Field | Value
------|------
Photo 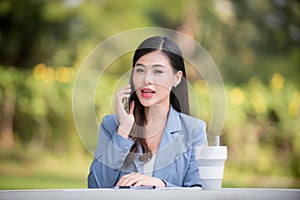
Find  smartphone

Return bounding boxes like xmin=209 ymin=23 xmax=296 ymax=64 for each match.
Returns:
xmin=123 ymin=97 xmax=130 ymax=113
xmin=123 ymin=73 xmax=134 ymax=114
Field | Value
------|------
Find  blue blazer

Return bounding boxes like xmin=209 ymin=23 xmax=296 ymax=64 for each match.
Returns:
xmin=88 ymin=106 xmax=208 ymax=188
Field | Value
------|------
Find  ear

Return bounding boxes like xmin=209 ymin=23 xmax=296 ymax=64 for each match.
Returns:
xmin=174 ymin=70 xmax=183 ymax=87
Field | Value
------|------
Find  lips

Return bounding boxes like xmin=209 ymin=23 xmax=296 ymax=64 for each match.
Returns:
xmin=141 ymin=87 xmax=155 ymax=98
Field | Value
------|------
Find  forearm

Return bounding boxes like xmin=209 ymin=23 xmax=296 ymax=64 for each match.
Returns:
xmin=89 ymin=132 xmax=134 ymax=188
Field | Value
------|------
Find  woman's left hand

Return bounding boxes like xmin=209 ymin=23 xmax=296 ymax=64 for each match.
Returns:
xmin=116 ymin=172 xmax=166 ymax=188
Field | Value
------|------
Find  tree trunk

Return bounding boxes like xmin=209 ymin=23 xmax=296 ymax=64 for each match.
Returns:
xmin=1 ymin=88 xmax=16 ymax=150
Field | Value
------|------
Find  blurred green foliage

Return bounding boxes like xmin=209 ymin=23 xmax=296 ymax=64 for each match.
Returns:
xmin=0 ymin=0 xmax=300 ymax=188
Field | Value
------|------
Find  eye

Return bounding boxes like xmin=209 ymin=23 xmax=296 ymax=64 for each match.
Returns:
xmin=135 ymin=68 xmax=144 ymax=73
xmin=154 ymin=69 xmax=163 ymax=74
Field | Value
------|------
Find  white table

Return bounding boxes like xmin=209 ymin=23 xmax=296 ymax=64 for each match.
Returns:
xmin=0 ymin=188 xmax=299 ymax=200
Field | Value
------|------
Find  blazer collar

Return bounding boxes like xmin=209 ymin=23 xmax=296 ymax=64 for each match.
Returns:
xmin=165 ymin=106 xmax=181 ymax=134
xmin=156 ymin=106 xmax=182 ymax=150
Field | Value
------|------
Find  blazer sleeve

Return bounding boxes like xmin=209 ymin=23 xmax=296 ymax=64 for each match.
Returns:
xmin=88 ymin=115 xmax=134 ymax=188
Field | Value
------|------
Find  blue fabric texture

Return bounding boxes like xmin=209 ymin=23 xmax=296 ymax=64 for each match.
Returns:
xmin=88 ymin=106 xmax=208 ymax=188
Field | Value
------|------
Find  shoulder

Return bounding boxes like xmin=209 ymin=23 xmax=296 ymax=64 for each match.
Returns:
xmin=167 ymin=106 xmax=206 ymax=133
xmin=178 ymin=112 xmax=206 ymax=130
xmin=177 ymin=112 xmax=207 ymax=146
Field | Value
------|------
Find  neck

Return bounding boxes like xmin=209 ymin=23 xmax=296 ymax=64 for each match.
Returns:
xmin=144 ymin=104 xmax=169 ymax=125
xmin=142 ymin=105 xmax=169 ymax=149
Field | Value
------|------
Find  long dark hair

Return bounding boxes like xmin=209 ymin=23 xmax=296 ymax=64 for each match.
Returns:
xmin=125 ymin=36 xmax=190 ymax=164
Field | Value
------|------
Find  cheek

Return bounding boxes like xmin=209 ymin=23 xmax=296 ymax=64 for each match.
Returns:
xmin=132 ymin=75 xmax=143 ymax=89
xmin=156 ymin=78 xmax=174 ymax=90
xmin=155 ymin=82 xmax=173 ymax=94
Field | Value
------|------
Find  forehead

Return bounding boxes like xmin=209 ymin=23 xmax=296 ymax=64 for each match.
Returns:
xmin=135 ymin=50 xmax=171 ymax=67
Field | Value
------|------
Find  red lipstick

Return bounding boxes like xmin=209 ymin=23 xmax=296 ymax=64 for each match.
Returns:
xmin=141 ymin=87 xmax=155 ymax=98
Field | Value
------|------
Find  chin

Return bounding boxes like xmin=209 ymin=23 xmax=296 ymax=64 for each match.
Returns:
xmin=139 ymin=101 xmax=153 ymax=107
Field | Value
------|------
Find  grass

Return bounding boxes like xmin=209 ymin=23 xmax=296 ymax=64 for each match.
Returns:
xmin=0 ymin=173 xmax=85 ymax=190
xmin=223 ymin=167 xmax=300 ymax=189
xmin=0 ymin=151 xmax=93 ymax=190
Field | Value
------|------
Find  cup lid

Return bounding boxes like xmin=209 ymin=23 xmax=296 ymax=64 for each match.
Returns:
xmin=195 ymin=146 xmax=227 ymax=159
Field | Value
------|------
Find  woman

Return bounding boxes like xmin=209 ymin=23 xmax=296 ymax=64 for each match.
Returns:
xmin=88 ymin=36 xmax=207 ymax=188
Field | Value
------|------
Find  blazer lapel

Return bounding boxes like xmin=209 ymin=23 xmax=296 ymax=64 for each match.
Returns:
xmin=153 ymin=107 xmax=188 ymax=180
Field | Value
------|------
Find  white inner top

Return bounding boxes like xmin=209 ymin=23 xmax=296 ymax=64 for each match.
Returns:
xmin=143 ymin=153 xmax=157 ymax=176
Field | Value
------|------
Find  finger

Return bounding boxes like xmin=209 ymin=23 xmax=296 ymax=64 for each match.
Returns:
xmin=121 ymin=172 xmax=136 ymax=179
xmin=117 ymin=173 xmax=140 ymax=186
xmin=116 ymin=85 xmax=131 ymax=96
xmin=114 ymin=96 xmax=129 ymax=114
xmin=123 ymin=175 xmax=141 ymax=186
xmin=119 ymin=84 xmax=131 ymax=90
xmin=131 ymin=180 xmax=143 ymax=186
xmin=116 ymin=90 xmax=131 ymax=100
xmin=130 ymin=175 xmax=154 ymax=186
xmin=115 ymin=93 xmax=130 ymax=109
xmin=124 ymin=84 xmax=131 ymax=89
xmin=116 ymin=172 xmax=135 ymax=186
xmin=120 ymin=85 xmax=131 ymax=94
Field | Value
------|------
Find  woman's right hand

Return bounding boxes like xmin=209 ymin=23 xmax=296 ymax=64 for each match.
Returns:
xmin=114 ymin=85 xmax=135 ymax=138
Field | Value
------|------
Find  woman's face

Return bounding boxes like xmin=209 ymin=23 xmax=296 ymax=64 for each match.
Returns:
xmin=132 ymin=50 xmax=182 ymax=109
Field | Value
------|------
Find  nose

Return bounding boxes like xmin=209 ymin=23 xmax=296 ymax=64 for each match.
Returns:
xmin=144 ymin=71 xmax=153 ymax=85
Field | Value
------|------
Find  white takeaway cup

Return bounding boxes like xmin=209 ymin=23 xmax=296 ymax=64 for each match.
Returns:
xmin=195 ymin=145 xmax=227 ymax=190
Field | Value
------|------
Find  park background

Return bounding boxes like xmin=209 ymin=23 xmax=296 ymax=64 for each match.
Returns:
xmin=0 ymin=0 xmax=299 ymax=189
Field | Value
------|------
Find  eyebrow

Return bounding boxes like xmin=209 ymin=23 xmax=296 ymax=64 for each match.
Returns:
xmin=135 ymin=63 xmax=166 ymax=68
